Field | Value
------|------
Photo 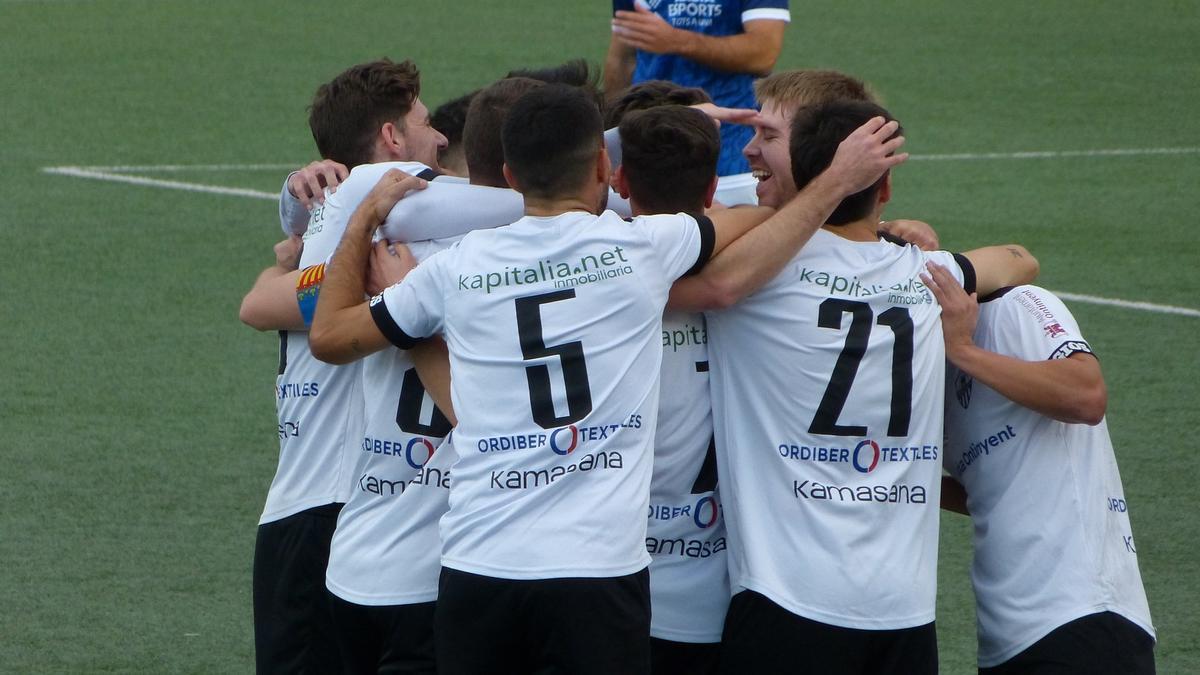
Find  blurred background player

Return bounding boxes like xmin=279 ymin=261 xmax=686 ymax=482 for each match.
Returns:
xmin=704 ymin=100 xmax=1038 ymax=674
xmin=606 ymin=79 xmax=757 ymax=206
xmin=605 ymin=0 xmax=789 ymax=178
xmin=430 ymin=90 xmax=478 ymax=178
xmin=926 ymin=268 xmax=1156 ymax=675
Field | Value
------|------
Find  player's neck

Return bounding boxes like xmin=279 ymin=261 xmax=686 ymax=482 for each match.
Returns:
xmin=822 ymin=217 xmax=881 ymax=242
xmin=630 ymin=197 xmax=705 ymax=217
xmin=523 ymin=195 xmax=598 ymax=217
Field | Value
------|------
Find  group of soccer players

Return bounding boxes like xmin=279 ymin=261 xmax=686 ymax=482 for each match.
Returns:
xmin=239 ymin=54 xmax=1156 ymax=675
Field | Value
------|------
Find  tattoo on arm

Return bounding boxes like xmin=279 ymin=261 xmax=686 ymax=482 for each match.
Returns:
xmin=1007 ymin=247 xmax=1023 ymax=258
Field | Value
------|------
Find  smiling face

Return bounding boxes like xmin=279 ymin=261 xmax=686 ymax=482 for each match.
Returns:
xmin=743 ymin=100 xmax=797 ymax=208
xmin=400 ymin=98 xmax=448 ymax=169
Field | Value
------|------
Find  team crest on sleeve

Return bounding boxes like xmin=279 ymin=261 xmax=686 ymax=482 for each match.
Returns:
xmin=296 ymin=263 xmax=326 ymax=328
xmin=955 ymin=371 xmax=973 ymax=409
xmin=1043 ymin=322 xmax=1068 ymax=339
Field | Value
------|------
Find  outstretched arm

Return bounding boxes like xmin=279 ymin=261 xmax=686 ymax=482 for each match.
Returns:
xmin=961 ymin=245 xmax=1039 ymax=297
xmin=923 ymin=263 xmax=1106 ymax=425
xmin=670 ymin=117 xmax=909 ymax=310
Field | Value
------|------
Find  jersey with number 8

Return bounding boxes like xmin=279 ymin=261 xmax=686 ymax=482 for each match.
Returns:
xmin=707 ymin=228 xmax=972 ymax=630
xmin=371 ymin=210 xmax=714 ymax=580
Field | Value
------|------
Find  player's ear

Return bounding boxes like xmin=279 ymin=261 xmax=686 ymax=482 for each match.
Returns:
xmin=878 ymin=171 xmax=892 ymax=206
xmin=597 ymin=145 xmax=611 ymax=185
xmin=703 ymin=175 xmax=718 ymax=209
xmin=612 ymin=165 xmax=631 ymax=198
xmin=380 ymin=122 xmax=405 ymax=160
xmin=501 ymin=163 xmax=521 ymax=192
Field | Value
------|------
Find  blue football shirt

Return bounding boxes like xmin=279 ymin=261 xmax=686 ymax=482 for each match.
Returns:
xmin=613 ymin=0 xmax=790 ymax=175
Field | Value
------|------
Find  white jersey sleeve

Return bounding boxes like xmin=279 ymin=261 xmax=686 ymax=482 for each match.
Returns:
xmin=379 ymin=182 xmax=525 ymax=243
xmin=279 ymin=172 xmax=310 ymax=236
xmin=988 ymin=286 xmax=1093 ymax=362
xmin=634 ymin=212 xmax=715 ymax=280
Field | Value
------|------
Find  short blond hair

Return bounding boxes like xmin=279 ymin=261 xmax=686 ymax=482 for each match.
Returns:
xmin=754 ymin=69 xmax=878 ymax=111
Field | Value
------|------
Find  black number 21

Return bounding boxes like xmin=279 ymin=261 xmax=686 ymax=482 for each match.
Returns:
xmin=515 ymin=290 xmax=593 ymax=429
xmin=809 ymin=299 xmax=913 ymax=437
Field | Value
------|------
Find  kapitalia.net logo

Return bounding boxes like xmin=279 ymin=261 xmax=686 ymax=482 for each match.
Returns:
xmin=778 ymin=439 xmax=938 ymax=473
xmin=457 ymin=246 xmax=634 ymax=294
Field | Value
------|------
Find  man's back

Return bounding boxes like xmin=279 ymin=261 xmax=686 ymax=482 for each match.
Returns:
xmin=372 ymin=209 xmax=712 ymax=578
xmin=707 ymin=229 xmax=970 ymax=628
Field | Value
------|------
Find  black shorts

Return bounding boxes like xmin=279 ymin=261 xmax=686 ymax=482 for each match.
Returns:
xmin=651 ymin=637 xmax=719 ymax=675
xmin=329 ymin=594 xmax=436 ymax=674
xmin=979 ymin=611 xmax=1155 ymax=675
xmin=719 ymin=590 xmax=937 ymax=675
xmin=252 ymin=503 xmax=343 ymax=674
xmin=435 ymin=566 xmax=651 ymax=675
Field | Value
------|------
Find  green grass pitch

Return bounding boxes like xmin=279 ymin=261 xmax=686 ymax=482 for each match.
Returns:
xmin=1 ymin=0 xmax=1197 ymax=671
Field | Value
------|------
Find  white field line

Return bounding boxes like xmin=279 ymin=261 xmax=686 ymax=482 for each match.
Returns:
xmin=40 ymin=157 xmax=1200 ymax=319
xmin=911 ymin=147 xmax=1200 ymax=161
xmin=78 ymin=163 xmax=301 ymax=173
xmin=42 ymin=166 xmax=277 ymax=200
xmin=1051 ymin=291 xmax=1200 ymax=318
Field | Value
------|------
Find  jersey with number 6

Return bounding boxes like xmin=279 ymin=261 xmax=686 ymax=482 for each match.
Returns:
xmin=371 ymin=210 xmax=714 ymax=580
xmin=324 ymin=239 xmax=457 ymax=606
xmin=706 ymin=228 xmax=974 ymax=629
xmin=943 ymin=286 xmax=1154 ymax=667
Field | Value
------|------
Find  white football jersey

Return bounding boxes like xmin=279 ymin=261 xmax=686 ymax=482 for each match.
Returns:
xmin=714 ymin=172 xmax=758 ymax=207
xmin=263 ymin=162 xmax=520 ymax=524
xmin=707 ymin=228 xmax=971 ymax=629
xmin=372 ymin=210 xmax=715 ymax=579
xmin=263 ymin=330 xmax=364 ymax=523
xmin=324 ymin=240 xmax=457 ymax=606
xmin=647 ymin=310 xmax=729 ymax=642
xmin=943 ymin=285 xmax=1154 ymax=667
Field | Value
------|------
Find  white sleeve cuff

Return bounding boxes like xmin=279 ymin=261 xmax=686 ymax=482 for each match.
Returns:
xmin=279 ymin=172 xmax=310 ymax=236
xmin=742 ymin=8 xmax=790 ymax=23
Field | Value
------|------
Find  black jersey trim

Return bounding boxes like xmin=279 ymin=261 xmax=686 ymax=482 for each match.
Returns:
xmin=416 ymin=168 xmax=441 ymax=181
xmin=369 ymin=296 xmax=423 ymax=349
xmin=685 ymin=213 xmax=716 ymax=277
xmin=277 ymin=330 xmax=288 ymax=375
xmin=877 ymin=229 xmax=910 ymax=247
xmin=980 ymin=286 xmax=1016 ymax=303
xmin=952 ymin=253 xmax=977 ymax=295
xmin=1049 ymin=340 xmax=1095 ymax=361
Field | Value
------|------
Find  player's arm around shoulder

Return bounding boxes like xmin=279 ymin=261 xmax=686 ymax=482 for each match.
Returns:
xmin=669 ymin=116 xmax=908 ymax=311
xmin=961 ymin=244 xmax=1039 ymax=297
xmin=239 ymin=235 xmax=306 ymax=331
xmin=922 ymin=266 xmax=1106 ymax=425
xmin=309 ymin=171 xmax=429 ymax=365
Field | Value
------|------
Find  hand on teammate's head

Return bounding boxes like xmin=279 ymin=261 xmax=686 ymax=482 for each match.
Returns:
xmin=825 ymin=117 xmax=907 ymax=196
